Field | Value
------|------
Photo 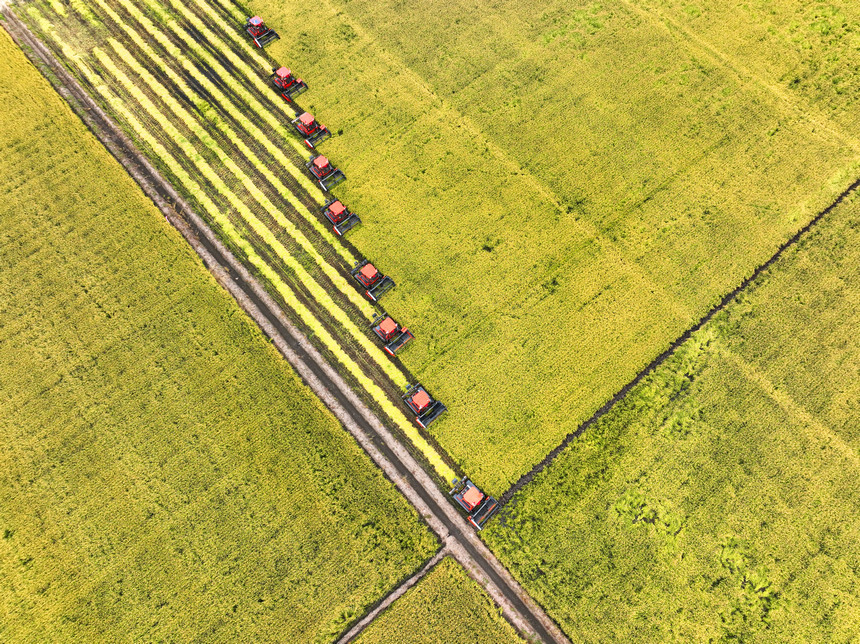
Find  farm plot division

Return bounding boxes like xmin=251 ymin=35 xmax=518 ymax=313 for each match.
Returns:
xmin=482 ymin=194 xmax=860 ymax=641
xmin=14 ymin=0 xmax=457 ymax=484
xmin=355 ymin=557 xmax=524 ymax=644
xmin=0 ymin=28 xmax=437 ymax=641
xmin=251 ymin=0 xmax=860 ymax=493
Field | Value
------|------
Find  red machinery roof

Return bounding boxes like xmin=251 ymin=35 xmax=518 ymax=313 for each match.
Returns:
xmin=313 ymin=156 xmax=329 ymax=169
xmin=462 ymin=485 xmax=484 ymax=510
xmin=379 ymin=317 xmax=397 ymax=335
xmin=359 ymin=263 xmax=378 ymax=280
xmin=299 ymin=112 xmax=315 ymax=126
xmin=328 ymin=200 xmax=346 ymax=216
xmin=275 ymin=67 xmax=291 ymax=78
xmin=410 ymin=389 xmax=432 ymax=411
xmin=249 ymin=16 xmax=263 ymax=25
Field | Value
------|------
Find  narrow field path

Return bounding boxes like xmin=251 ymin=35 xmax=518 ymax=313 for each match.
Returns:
xmin=500 ymin=171 xmax=860 ymax=504
xmin=0 ymin=9 xmax=567 ymax=643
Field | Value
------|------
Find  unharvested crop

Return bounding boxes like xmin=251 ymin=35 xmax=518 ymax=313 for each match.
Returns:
xmin=251 ymin=0 xmax=860 ymax=492
xmin=0 ymin=29 xmax=436 ymax=641
xmin=483 ymin=194 xmax=860 ymax=641
xmin=355 ymin=558 xmax=524 ymax=644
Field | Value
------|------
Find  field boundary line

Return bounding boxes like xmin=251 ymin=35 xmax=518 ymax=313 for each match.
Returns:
xmin=501 ymin=172 xmax=860 ymax=504
xmin=719 ymin=347 xmax=860 ymax=468
xmin=0 ymin=10 xmax=567 ymax=643
xmin=335 ymin=546 xmax=449 ymax=644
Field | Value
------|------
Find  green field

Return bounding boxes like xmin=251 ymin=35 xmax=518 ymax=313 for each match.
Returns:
xmin=355 ymin=557 xmax=524 ymax=644
xmin=252 ymin=0 xmax=860 ymax=492
xmin=483 ymin=193 xmax=860 ymax=641
xmin=0 ymin=27 xmax=436 ymax=642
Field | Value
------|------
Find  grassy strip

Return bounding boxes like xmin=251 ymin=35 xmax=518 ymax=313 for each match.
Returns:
xmin=101 ymin=0 xmax=339 ymax=241
xmin=104 ymin=37 xmax=373 ymax=322
xmin=26 ymin=11 xmax=453 ymax=482
xmin=0 ymin=25 xmax=436 ymax=640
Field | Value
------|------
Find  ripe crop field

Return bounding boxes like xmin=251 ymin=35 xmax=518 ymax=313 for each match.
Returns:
xmin=0 ymin=27 xmax=436 ymax=641
xmin=355 ymin=557 xmax=524 ymax=644
xmin=483 ymin=194 xmax=860 ymax=641
xmin=14 ymin=0 xmax=458 ymax=485
xmin=248 ymin=0 xmax=860 ymax=492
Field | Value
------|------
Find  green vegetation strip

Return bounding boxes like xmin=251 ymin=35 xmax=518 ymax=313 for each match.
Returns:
xmin=484 ymin=194 xmax=860 ymax=641
xmin=26 ymin=11 xmax=452 ymax=481
xmin=355 ymin=557 xmax=524 ymax=644
xmin=0 ymin=26 xmax=435 ymax=641
xmin=102 ymin=0 xmax=344 ymax=251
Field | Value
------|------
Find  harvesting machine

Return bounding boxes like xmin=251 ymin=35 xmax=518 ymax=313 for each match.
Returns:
xmin=270 ymin=66 xmax=308 ymax=101
xmin=245 ymin=17 xmax=279 ymax=48
xmin=322 ymin=199 xmax=360 ymax=235
xmin=450 ymin=478 xmax=499 ymax=530
xmin=371 ymin=312 xmax=413 ymax=355
xmin=306 ymin=155 xmax=345 ymax=191
xmin=292 ymin=112 xmax=331 ymax=148
xmin=401 ymin=383 xmax=447 ymax=429
xmin=350 ymin=260 xmax=394 ymax=301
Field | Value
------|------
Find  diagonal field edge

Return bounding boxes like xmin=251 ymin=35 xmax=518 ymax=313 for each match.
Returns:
xmin=501 ymin=174 xmax=860 ymax=505
xmin=335 ymin=546 xmax=449 ymax=644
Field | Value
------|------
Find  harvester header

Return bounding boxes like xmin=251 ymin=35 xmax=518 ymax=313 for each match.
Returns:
xmin=450 ymin=478 xmax=499 ymax=530
xmin=245 ymin=16 xmax=279 ymax=48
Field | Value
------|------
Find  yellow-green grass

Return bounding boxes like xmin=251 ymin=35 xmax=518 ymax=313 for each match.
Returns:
xmin=483 ymin=194 xmax=860 ymax=641
xmin=0 ymin=27 xmax=436 ymax=642
xmin=23 ymin=5 xmax=456 ymax=482
xmin=355 ymin=558 xmax=524 ymax=644
xmin=248 ymin=0 xmax=860 ymax=492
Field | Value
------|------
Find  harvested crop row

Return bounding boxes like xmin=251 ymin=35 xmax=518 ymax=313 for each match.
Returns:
xmin=23 ymin=8 xmax=455 ymax=482
xmin=0 ymin=24 xmax=437 ymax=641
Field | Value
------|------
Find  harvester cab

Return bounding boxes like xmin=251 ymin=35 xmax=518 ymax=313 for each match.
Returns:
xmin=245 ymin=16 xmax=279 ymax=48
xmin=322 ymin=199 xmax=360 ymax=236
xmin=450 ymin=478 xmax=499 ymax=530
xmin=306 ymin=155 xmax=345 ymax=191
xmin=350 ymin=260 xmax=394 ymax=301
xmin=401 ymin=383 xmax=447 ymax=429
xmin=270 ymin=66 xmax=308 ymax=101
xmin=292 ymin=112 xmax=331 ymax=149
xmin=371 ymin=312 xmax=414 ymax=355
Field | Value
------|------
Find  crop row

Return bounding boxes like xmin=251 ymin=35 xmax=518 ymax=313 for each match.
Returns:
xmin=21 ymin=0 xmax=457 ymax=482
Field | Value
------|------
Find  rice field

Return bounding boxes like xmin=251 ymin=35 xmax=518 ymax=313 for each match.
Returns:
xmin=354 ymin=557 xmax=524 ymax=644
xmin=250 ymin=0 xmax=860 ymax=492
xmin=0 ymin=28 xmax=437 ymax=641
xmin=15 ymin=0 xmax=459 ymax=486
xmin=482 ymin=193 xmax=860 ymax=641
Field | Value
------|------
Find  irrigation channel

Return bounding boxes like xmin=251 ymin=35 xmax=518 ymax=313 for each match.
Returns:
xmin=11 ymin=0 xmax=462 ymax=488
xmin=1 ymin=3 xmax=572 ymax=642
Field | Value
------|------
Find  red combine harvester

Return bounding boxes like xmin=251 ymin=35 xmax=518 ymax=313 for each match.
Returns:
xmin=270 ymin=67 xmax=308 ymax=101
xmin=350 ymin=260 xmax=394 ymax=301
xmin=292 ymin=112 xmax=330 ymax=149
xmin=306 ymin=155 xmax=345 ymax=191
xmin=245 ymin=16 xmax=279 ymax=48
xmin=401 ymin=383 xmax=447 ymax=429
xmin=322 ymin=199 xmax=360 ymax=235
xmin=371 ymin=312 xmax=414 ymax=355
xmin=450 ymin=478 xmax=499 ymax=530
